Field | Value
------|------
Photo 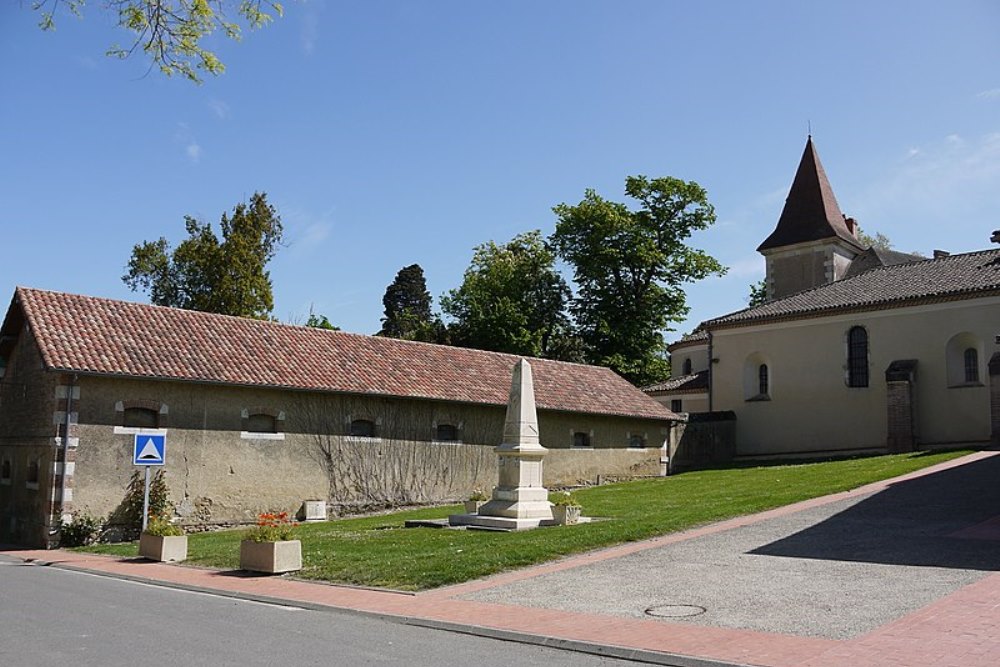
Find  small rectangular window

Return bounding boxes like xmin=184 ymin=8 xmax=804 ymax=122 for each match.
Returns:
xmin=247 ymin=413 xmax=277 ymax=434
xmin=628 ymin=434 xmax=646 ymax=448
xmin=436 ymin=424 xmax=458 ymax=441
xmin=350 ymin=419 xmax=376 ymax=437
xmin=670 ymin=399 xmax=682 ymax=412
xmin=26 ymin=458 xmax=40 ymax=488
xmin=124 ymin=407 xmax=159 ymax=429
xmin=0 ymin=458 xmax=11 ymax=485
xmin=572 ymin=432 xmax=591 ymax=448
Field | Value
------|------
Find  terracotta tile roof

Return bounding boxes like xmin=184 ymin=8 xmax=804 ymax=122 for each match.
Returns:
xmin=6 ymin=288 xmax=675 ymax=421
xmin=667 ymin=329 xmax=708 ymax=351
xmin=757 ymin=137 xmax=864 ymax=253
xmin=642 ymin=371 xmax=709 ymax=395
xmin=706 ymin=248 xmax=1000 ymax=328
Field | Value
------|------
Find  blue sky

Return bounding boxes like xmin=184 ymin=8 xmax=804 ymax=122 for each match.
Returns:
xmin=2 ymin=1 xmax=998 ymax=343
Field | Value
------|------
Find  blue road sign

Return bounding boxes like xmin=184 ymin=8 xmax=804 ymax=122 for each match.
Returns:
xmin=133 ymin=434 xmax=166 ymax=466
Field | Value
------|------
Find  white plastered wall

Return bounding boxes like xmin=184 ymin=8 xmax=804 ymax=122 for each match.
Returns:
xmin=711 ymin=295 xmax=999 ymax=455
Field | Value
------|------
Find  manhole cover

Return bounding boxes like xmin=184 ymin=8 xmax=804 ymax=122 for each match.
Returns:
xmin=644 ymin=604 xmax=706 ymax=618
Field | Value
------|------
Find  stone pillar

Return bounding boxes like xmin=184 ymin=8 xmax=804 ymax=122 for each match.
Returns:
xmin=478 ymin=359 xmax=553 ymax=522
xmin=885 ymin=360 xmax=918 ymax=453
xmin=449 ymin=359 xmax=554 ymax=530
xmin=989 ymin=353 xmax=1000 ymax=446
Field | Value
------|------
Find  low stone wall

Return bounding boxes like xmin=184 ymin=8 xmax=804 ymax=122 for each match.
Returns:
xmin=670 ymin=412 xmax=737 ymax=471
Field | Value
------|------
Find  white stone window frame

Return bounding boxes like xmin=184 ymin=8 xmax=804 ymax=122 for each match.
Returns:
xmin=114 ymin=400 xmax=169 ymax=433
xmin=431 ymin=420 xmax=463 ymax=444
xmin=240 ymin=408 xmax=286 ymax=441
xmin=345 ymin=415 xmax=381 ymax=442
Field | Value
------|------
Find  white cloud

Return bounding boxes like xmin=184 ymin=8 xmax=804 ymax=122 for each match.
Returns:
xmin=208 ymin=98 xmax=231 ymax=120
xmin=976 ymin=88 xmax=1000 ymax=100
xmin=74 ymin=55 xmax=98 ymax=71
xmin=300 ymin=10 xmax=320 ymax=54
xmin=722 ymin=255 xmax=765 ymax=278
xmin=281 ymin=204 xmax=337 ymax=254
xmin=852 ymin=131 xmax=1000 ymax=250
xmin=174 ymin=123 xmax=203 ymax=164
xmin=185 ymin=143 xmax=203 ymax=163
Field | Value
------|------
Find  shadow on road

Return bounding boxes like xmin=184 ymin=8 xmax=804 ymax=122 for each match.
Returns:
xmin=750 ymin=454 xmax=1000 ymax=571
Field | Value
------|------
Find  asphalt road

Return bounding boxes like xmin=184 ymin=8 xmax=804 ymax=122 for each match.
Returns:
xmin=0 ymin=555 xmax=637 ymax=667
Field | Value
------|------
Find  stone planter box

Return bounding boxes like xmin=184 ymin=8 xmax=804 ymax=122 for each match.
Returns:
xmin=240 ymin=539 xmax=302 ymax=574
xmin=552 ymin=505 xmax=581 ymax=525
xmin=139 ymin=534 xmax=188 ymax=562
xmin=463 ymin=500 xmax=486 ymax=514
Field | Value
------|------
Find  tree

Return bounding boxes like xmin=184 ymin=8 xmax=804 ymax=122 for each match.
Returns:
xmin=378 ymin=264 xmax=437 ymax=341
xmin=747 ymin=279 xmax=767 ymax=307
xmin=441 ymin=231 xmax=572 ymax=358
xmin=550 ymin=176 xmax=725 ymax=386
xmin=123 ymin=192 xmax=283 ymax=319
xmin=305 ymin=307 xmax=339 ymax=331
xmin=857 ymin=226 xmax=892 ymax=250
xmin=31 ymin=1 xmax=283 ymax=82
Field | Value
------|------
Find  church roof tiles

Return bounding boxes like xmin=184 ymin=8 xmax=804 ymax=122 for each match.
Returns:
xmin=757 ymin=137 xmax=865 ymax=253
xmin=707 ymin=248 xmax=1000 ymax=328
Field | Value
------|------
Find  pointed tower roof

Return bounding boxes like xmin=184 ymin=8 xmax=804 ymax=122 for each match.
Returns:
xmin=758 ymin=137 xmax=864 ymax=252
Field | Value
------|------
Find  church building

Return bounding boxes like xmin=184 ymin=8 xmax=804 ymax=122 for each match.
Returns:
xmin=649 ymin=138 xmax=1000 ymax=457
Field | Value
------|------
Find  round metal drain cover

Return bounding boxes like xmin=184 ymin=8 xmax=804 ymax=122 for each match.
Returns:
xmin=644 ymin=604 xmax=706 ymax=618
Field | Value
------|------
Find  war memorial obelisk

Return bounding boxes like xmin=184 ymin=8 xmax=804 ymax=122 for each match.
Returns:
xmin=450 ymin=358 xmax=554 ymax=530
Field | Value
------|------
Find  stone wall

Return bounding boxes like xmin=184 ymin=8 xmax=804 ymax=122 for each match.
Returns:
xmin=56 ymin=375 xmax=667 ymax=535
xmin=0 ymin=326 xmax=63 ymax=547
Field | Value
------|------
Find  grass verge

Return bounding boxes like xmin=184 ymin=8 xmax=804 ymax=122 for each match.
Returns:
xmin=79 ymin=450 xmax=970 ymax=590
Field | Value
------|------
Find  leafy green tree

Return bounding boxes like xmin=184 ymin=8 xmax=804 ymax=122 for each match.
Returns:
xmin=378 ymin=264 xmax=438 ymax=341
xmin=441 ymin=231 xmax=572 ymax=358
xmin=305 ymin=307 xmax=339 ymax=331
xmin=747 ymin=279 xmax=767 ymax=307
xmin=550 ymin=176 xmax=725 ymax=386
xmin=857 ymin=226 xmax=892 ymax=250
xmin=123 ymin=192 xmax=283 ymax=319
xmin=31 ymin=0 xmax=283 ymax=82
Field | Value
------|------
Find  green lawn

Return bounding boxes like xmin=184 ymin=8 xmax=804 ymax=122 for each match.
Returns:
xmin=79 ymin=450 xmax=969 ymax=590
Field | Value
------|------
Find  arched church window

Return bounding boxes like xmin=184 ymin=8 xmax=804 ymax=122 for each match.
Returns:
xmin=847 ymin=327 xmax=869 ymax=388
xmin=682 ymin=358 xmax=692 ymax=375
xmin=759 ymin=364 xmax=769 ymax=396
xmin=965 ymin=348 xmax=979 ymax=383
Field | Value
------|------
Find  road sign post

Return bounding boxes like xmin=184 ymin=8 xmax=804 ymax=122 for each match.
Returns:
xmin=133 ymin=434 xmax=166 ymax=532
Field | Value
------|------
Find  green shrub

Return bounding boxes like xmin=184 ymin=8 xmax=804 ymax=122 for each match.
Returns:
xmin=143 ymin=515 xmax=184 ymax=537
xmin=60 ymin=511 xmax=104 ymax=547
xmin=551 ymin=491 xmax=581 ymax=507
xmin=107 ymin=469 xmax=172 ymax=540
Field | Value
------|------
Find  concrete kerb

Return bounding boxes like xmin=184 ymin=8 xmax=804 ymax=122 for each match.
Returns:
xmin=12 ymin=554 xmax=749 ymax=667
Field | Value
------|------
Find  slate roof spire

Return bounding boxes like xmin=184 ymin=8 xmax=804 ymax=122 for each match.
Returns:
xmin=758 ymin=136 xmax=864 ymax=252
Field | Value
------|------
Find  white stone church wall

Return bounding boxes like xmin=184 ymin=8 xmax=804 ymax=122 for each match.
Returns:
xmin=711 ymin=296 xmax=999 ymax=455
